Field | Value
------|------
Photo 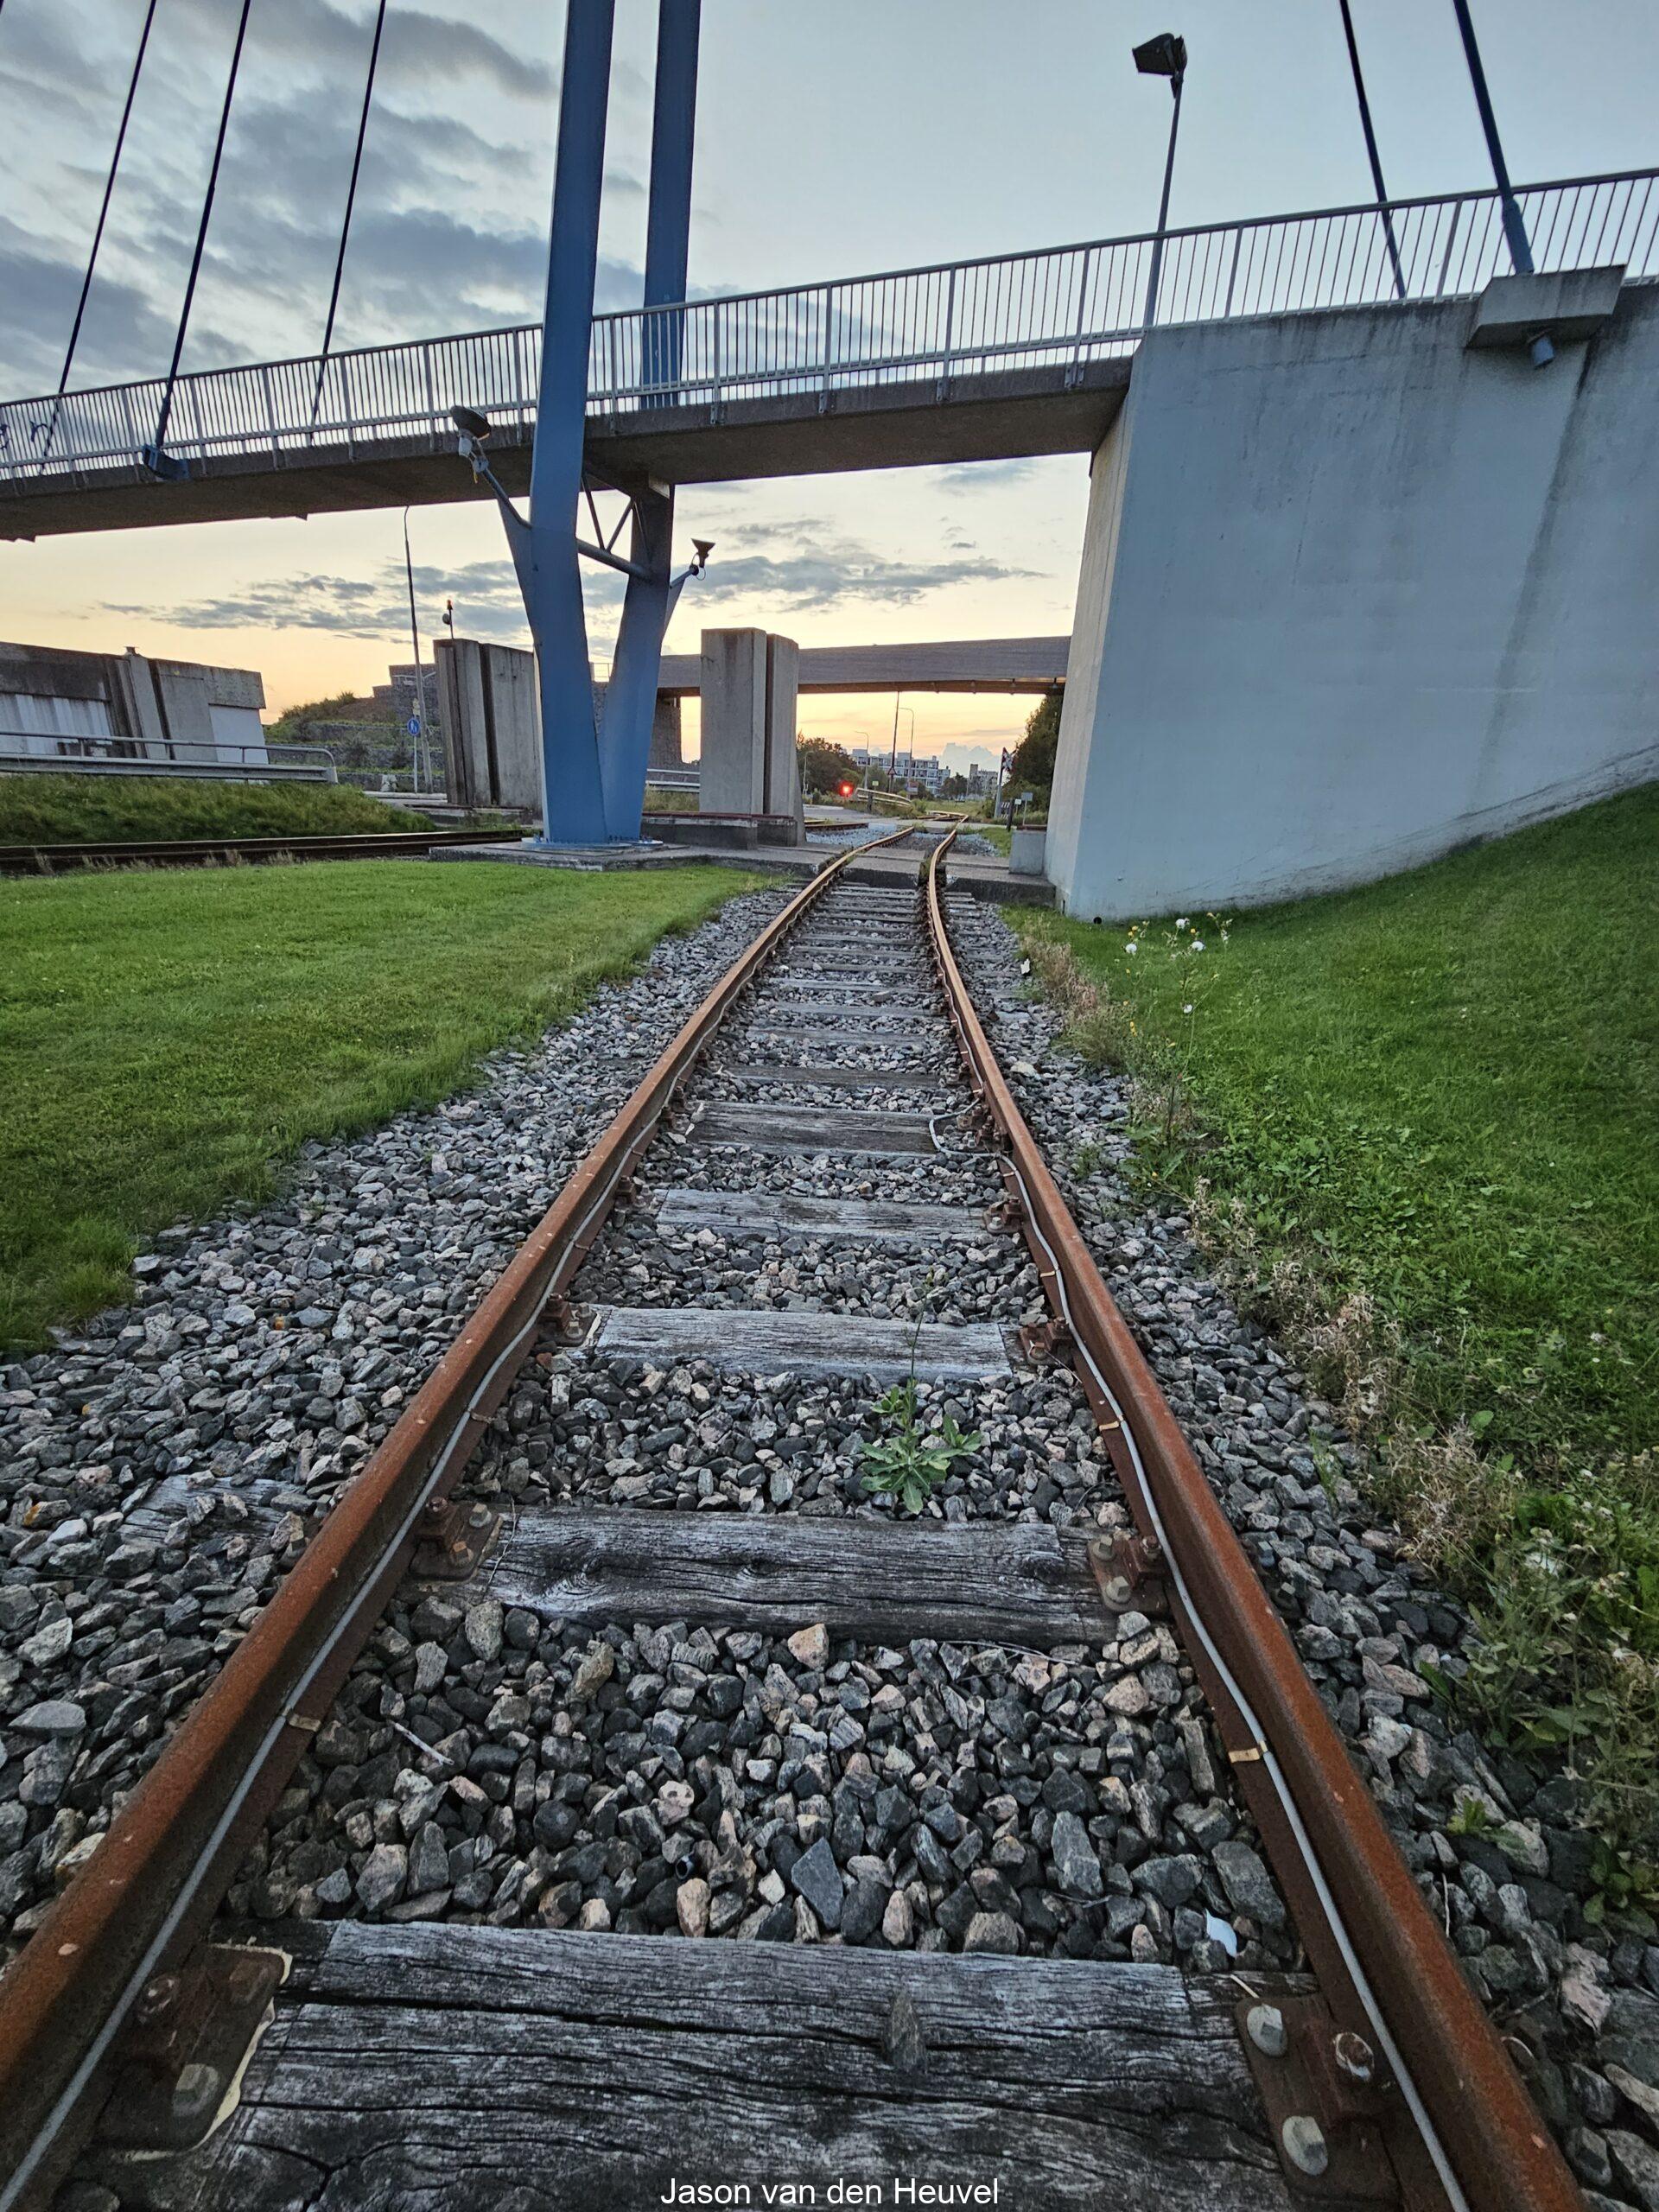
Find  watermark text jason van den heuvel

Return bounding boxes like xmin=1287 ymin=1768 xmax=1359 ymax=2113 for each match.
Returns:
xmin=658 ymin=2183 xmax=1003 ymax=2206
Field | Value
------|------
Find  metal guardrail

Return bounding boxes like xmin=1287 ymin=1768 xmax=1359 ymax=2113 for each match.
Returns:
xmin=0 ymin=735 xmax=337 ymax=783
xmin=0 ymin=169 xmax=1654 ymax=485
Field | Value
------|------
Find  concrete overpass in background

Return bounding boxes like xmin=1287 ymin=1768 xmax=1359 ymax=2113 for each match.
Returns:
xmin=655 ymin=636 xmax=1067 ymax=697
xmin=3 ymin=170 xmax=1653 ymax=540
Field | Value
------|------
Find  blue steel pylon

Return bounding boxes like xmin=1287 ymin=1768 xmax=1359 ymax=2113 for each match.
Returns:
xmin=475 ymin=0 xmax=702 ymax=845
xmin=600 ymin=0 xmax=702 ymax=839
xmin=499 ymin=0 xmax=616 ymax=845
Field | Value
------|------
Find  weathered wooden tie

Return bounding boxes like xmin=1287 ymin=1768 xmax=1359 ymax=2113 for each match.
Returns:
xmin=92 ymin=1923 xmax=1344 ymax=2212
xmin=692 ymin=1102 xmax=940 ymax=1158
xmin=655 ymin=1186 xmax=990 ymax=1242
xmin=472 ymin=1504 xmax=1109 ymax=1643
xmin=586 ymin=1304 xmax=1014 ymax=1382
xmin=714 ymin=1061 xmax=950 ymax=1094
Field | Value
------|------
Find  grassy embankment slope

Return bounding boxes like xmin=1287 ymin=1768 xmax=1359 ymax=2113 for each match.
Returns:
xmin=0 ymin=773 xmax=434 ymax=844
xmin=0 ymin=860 xmax=760 ymax=1350
xmin=1018 ymin=785 xmax=1659 ymax=1851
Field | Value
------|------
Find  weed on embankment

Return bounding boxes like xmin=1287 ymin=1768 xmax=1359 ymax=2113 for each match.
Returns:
xmin=1014 ymin=785 xmax=1659 ymax=1860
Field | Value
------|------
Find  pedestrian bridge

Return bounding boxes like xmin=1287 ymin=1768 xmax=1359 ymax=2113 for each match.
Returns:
xmin=0 ymin=168 xmax=1653 ymax=539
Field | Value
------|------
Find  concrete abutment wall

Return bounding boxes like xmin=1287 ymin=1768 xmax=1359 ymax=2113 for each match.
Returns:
xmin=1048 ymin=282 xmax=1659 ymax=919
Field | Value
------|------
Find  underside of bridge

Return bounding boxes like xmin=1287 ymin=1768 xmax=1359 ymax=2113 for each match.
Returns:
xmin=0 ymin=360 xmax=1128 ymax=541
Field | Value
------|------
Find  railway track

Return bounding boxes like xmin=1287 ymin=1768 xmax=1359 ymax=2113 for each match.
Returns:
xmin=0 ymin=828 xmax=1578 ymax=2211
xmin=0 ymin=827 xmax=521 ymax=875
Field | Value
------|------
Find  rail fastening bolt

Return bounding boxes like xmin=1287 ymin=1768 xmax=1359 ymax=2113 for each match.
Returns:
xmin=171 ymin=2061 xmax=223 ymax=2125
xmin=136 ymin=1972 xmax=181 ymax=2024
xmin=1246 ymin=2003 xmax=1287 ymax=2058
xmin=226 ymin=1956 xmax=267 ymax=2006
xmin=1281 ymin=2115 xmax=1330 ymax=2177
xmin=1332 ymin=2029 xmax=1376 ymax=2083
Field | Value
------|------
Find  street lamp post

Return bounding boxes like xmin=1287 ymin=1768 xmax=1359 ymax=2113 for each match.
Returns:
xmin=1134 ymin=32 xmax=1187 ymax=330
xmin=401 ymin=505 xmax=427 ymax=796
xmin=888 ymin=699 xmax=915 ymax=792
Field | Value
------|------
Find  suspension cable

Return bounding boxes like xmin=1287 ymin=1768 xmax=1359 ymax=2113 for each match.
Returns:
xmin=145 ymin=0 xmax=255 ymax=469
xmin=308 ymin=0 xmax=387 ymax=435
xmin=40 ymin=0 xmax=162 ymax=470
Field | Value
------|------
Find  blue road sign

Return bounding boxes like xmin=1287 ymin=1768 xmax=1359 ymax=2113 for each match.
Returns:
xmin=406 ymin=715 xmax=422 ymax=736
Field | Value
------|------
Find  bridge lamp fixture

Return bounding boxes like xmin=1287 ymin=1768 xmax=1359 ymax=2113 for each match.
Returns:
xmin=690 ymin=537 xmax=715 ymax=573
xmin=1133 ymin=31 xmax=1187 ymax=332
xmin=450 ymin=404 xmax=494 ymax=474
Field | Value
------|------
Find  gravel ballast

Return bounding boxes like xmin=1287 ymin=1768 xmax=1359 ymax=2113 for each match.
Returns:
xmin=0 ymin=887 xmax=789 ymax=1958
xmin=4 ymin=859 xmax=1649 ymax=2209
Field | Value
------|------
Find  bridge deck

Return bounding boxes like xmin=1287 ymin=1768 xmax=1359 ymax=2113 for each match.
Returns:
xmin=0 ymin=360 xmax=1127 ymax=539
xmin=3 ymin=169 xmax=1651 ymax=538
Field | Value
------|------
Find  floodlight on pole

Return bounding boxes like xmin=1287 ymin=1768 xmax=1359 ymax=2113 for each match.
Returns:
xmin=1134 ymin=32 xmax=1187 ymax=331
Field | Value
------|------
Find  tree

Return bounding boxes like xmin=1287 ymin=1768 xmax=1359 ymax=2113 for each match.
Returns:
xmin=1006 ymin=689 xmax=1061 ymax=810
xmin=796 ymin=736 xmax=862 ymax=797
xmin=265 ymin=691 xmax=369 ymax=742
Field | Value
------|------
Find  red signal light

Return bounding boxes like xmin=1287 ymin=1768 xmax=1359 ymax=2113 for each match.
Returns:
xmin=838 ymin=781 xmax=855 ymax=796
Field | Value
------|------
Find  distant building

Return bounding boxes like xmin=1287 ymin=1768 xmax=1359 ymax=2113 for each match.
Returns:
xmin=0 ymin=642 xmax=266 ymax=766
xmin=842 ymin=744 xmax=946 ymax=794
xmin=372 ymin=663 xmax=440 ymax=728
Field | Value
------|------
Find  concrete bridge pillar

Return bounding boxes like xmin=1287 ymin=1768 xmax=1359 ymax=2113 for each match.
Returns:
xmin=649 ymin=694 xmax=683 ymax=771
xmin=698 ymin=628 xmax=803 ymax=835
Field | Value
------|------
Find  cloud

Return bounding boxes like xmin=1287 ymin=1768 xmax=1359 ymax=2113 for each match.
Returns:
xmin=165 ymin=0 xmax=554 ymax=102
xmin=99 ymin=554 xmax=530 ymax=645
xmin=94 ymin=518 xmax=1034 ymax=659
xmin=0 ymin=222 xmax=213 ymax=397
xmin=699 ymin=537 xmax=1034 ymax=613
xmin=933 ymin=457 xmax=1039 ymax=490
xmin=0 ymin=0 xmax=607 ymax=391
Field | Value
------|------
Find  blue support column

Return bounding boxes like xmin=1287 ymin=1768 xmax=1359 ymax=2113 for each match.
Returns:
xmin=599 ymin=0 xmax=701 ymax=840
xmin=513 ymin=0 xmax=616 ymax=845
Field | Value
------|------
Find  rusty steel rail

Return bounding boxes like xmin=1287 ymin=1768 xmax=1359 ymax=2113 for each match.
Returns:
xmin=921 ymin=841 xmax=1578 ymax=2212
xmin=0 ymin=826 xmax=917 ymax=2210
xmin=0 ymin=826 xmax=523 ymax=874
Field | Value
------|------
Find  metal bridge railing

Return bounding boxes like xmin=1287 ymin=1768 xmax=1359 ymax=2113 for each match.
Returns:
xmin=0 ymin=734 xmax=338 ymax=783
xmin=2 ymin=168 xmax=1655 ymax=486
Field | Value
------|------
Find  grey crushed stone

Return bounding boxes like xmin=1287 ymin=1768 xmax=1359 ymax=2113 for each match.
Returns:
xmin=0 ymin=887 xmax=789 ymax=1961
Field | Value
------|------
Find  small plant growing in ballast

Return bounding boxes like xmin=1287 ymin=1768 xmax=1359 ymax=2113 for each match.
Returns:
xmin=859 ymin=1380 xmax=982 ymax=1514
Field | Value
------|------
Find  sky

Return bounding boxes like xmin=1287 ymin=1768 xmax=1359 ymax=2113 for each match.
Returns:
xmin=2 ymin=0 xmax=1656 ymax=769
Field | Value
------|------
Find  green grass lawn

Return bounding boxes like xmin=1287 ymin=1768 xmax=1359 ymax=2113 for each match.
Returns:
xmin=0 ymin=772 xmax=435 ymax=845
xmin=1017 ymin=785 xmax=1659 ymax=1842
xmin=0 ymin=859 xmax=760 ymax=1350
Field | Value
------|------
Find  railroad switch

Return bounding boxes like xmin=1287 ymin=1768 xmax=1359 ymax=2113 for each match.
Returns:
xmin=1086 ymin=1529 xmax=1172 ymax=1619
xmin=1235 ymin=1994 xmax=1399 ymax=2202
xmin=99 ymin=1945 xmax=285 ymax=2153
xmin=411 ymin=1494 xmax=502 ymax=1580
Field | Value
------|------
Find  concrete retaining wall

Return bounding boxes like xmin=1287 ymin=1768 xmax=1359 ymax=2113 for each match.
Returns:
xmin=1047 ymin=281 xmax=1659 ymax=918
